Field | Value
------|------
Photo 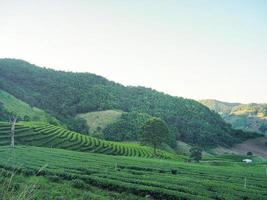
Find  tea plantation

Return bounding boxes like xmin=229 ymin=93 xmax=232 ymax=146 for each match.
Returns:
xmin=0 ymin=122 xmax=267 ymax=199
xmin=0 ymin=122 xmax=174 ymax=159
xmin=0 ymin=146 xmax=267 ymax=199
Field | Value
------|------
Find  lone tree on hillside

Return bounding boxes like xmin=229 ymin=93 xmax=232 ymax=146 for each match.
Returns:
xmin=9 ymin=114 xmax=17 ymax=148
xmin=140 ymin=117 xmax=170 ymax=154
xmin=190 ymin=147 xmax=202 ymax=162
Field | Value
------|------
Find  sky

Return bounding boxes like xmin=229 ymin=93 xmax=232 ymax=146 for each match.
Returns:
xmin=0 ymin=0 xmax=266 ymax=103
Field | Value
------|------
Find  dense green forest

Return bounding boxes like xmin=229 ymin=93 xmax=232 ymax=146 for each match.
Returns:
xmin=0 ymin=59 xmax=258 ymax=147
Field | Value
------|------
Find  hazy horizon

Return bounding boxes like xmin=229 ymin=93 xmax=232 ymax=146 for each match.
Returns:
xmin=1 ymin=0 xmax=266 ymax=103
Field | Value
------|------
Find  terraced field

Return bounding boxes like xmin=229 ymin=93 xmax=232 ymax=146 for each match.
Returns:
xmin=0 ymin=122 xmax=174 ymax=159
xmin=0 ymin=146 xmax=267 ymax=200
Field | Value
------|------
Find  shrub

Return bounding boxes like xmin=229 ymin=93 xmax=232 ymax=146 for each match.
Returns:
xmin=24 ymin=169 xmax=35 ymax=176
xmin=36 ymin=170 xmax=46 ymax=176
xmin=71 ymin=179 xmax=87 ymax=189
xmin=190 ymin=147 xmax=202 ymax=162
xmin=247 ymin=152 xmax=253 ymax=156
xmin=47 ymin=175 xmax=61 ymax=183
xmin=171 ymin=169 xmax=177 ymax=175
xmin=8 ymin=183 xmax=20 ymax=191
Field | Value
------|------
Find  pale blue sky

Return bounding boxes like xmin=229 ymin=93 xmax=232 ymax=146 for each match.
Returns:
xmin=0 ymin=0 xmax=266 ymax=103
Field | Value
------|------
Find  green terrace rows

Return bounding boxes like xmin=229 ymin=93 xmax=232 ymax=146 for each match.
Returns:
xmin=0 ymin=122 xmax=174 ymax=159
xmin=0 ymin=146 xmax=267 ymax=200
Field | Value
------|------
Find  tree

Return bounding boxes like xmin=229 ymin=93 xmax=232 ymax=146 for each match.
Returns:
xmin=0 ymin=101 xmax=9 ymax=121
xmin=190 ymin=147 xmax=202 ymax=162
xmin=247 ymin=152 xmax=253 ymax=156
xmin=140 ymin=117 xmax=170 ymax=154
xmin=259 ymin=125 xmax=267 ymax=133
xmin=9 ymin=114 xmax=17 ymax=148
xmin=23 ymin=115 xmax=30 ymax=121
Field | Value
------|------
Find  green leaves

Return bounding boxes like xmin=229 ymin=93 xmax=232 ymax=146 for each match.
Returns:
xmin=189 ymin=147 xmax=202 ymax=162
xmin=140 ymin=118 xmax=170 ymax=154
xmin=103 ymin=112 xmax=152 ymax=142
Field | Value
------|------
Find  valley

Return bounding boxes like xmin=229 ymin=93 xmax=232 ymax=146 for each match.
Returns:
xmin=1 ymin=1 xmax=266 ymax=199
xmin=0 ymin=59 xmax=266 ymax=199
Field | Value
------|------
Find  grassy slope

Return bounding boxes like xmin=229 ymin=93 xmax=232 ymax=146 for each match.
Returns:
xmin=229 ymin=137 xmax=267 ymax=158
xmin=0 ymin=146 xmax=266 ymax=200
xmin=210 ymin=137 xmax=267 ymax=159
xmin=0 ymin=122 xmax=175 ymax=159
xmin=0 ymin=89 xmax=58 ymax=123
xmin=77 ymin=110 xmax=123 ymax=135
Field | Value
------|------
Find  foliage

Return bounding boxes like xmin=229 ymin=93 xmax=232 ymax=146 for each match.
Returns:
xmin=103 ymin=111 xmax=152 ymax=142
xmin=71 ymin=179 xmax=87 ymax=189
xmin=60 ymin=116 xmax=89 ymax=135
xmin=189 ymin=147 xmax=202 ymax=162
xmin=140 ymin=118 xmax=170 ymax=154
xmin=247 ymin=152 xmax=253 ymax=156
xmin=259 ymin=125 xmax=267 ymax=134
xmin=0 ymin=168 xmax=36 ymax=200
xmin=0 ymin=101 xmax=10 ymax=121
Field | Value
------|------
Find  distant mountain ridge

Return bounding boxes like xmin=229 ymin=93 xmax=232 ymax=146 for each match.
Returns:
xmin=0 ymin=59 xmax=258 ymax=147
xmin=200 ymin=99 xmax=240 ymax=115
xmin=200 ymin=99 xmax=267 ymax=134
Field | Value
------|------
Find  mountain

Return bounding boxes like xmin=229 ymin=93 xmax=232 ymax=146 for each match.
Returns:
xmin=200 ymin=99 xmax=267 ymax=135
xmin=200 ymin=99 xmax=240 ymax=115
xmin=0 ymin=59 xmax=257 ymax=147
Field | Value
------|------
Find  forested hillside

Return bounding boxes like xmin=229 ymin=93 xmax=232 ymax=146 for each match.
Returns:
xmin=0 ymin=59 xmax=256 ymax=147
xmin=200 ymin=99 xmax=267 ymax=135
xmin=103 ymin=111 xmax=153 ymax=142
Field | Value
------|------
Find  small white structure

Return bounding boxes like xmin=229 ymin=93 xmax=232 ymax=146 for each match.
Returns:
xmin=242 ymin=159 xmax=252 ymax=164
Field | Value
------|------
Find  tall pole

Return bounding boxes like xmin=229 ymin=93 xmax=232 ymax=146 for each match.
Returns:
xmin=10 ymin=116 xmax=17 ymax=148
